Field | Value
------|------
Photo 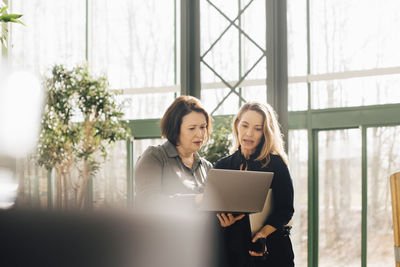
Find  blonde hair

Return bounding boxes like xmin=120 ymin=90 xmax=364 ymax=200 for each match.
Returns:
xmin=231 ymin=102 xmax=288 ymax=167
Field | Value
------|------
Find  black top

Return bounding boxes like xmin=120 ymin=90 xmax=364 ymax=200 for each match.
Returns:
xmin=214 ymin=147 xmax=294 ymax=266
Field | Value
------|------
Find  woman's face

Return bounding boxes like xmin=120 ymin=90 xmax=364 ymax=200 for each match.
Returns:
xmin=178 ymin=111 xmax=207 ymax=154
xmin=237 ymin=110 xmax=264 ymax=155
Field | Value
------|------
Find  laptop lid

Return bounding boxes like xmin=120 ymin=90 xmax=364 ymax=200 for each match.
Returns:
xmin=199 ymin=169 xmax=274 ymax=213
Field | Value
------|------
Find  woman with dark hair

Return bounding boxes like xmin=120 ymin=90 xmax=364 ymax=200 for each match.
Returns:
xmin=134 ymin=95 xmax=213 ymax=210
xmin=215 ymin=102 xmax=294 ymax=267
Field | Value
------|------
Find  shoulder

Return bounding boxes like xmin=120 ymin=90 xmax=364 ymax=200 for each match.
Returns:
xmin=137 ymin=143 xmax=167 ymax=165
xmin=268 ymin=154 xmax=291 ymax=178
xmin=200 ymin=157 xmax=213 ymax=170
xmin=214 ymin=153 xmax=237 ymax=169
xmin=269 ymin=154 xmax=286 ymax=166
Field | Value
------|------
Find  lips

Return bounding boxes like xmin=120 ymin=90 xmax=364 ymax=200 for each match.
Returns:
xmin=242 ymin=139 xmax=254 ymax=144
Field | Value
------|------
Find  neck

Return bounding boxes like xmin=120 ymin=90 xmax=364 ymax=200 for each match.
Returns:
xmin=176 ymin=146 xmax=194 ymax=159
xmin=241 ymin=148 xmax=255 ymax=160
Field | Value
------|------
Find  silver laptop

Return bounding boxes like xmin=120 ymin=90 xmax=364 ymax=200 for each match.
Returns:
xmin=199 ymin=169 xmax=274 ymax=213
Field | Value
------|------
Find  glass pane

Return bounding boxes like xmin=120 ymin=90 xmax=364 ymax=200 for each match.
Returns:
xmin=200 ymin=0 xmax=266 ymax=111
xmin=289 ymin=83 xmax=308 ymax=111
xmin=10 ymin=0 xmax=85 ymax=73
xmin=201 ymin=17 xmax=239 ymax=83
xmin=119 ymin=92 xmax=177 ymax=120
xmin=241 ymin=47 xmax=266 ymax=81
xmin=241 ymin=85 xmax=266 ymax=104
xmin=241 ymin=0 xmax=266 ymax=81
xmin=287 ymin=0 xmax=307 ymax=77
xmin=311 ymin=0 xmax=400 ymax=73
xmin=200 ymin=0 xmax=231 ymax=84
xmin=288 ymin=130 xmax=308 ymax=267
xmin=367 ymin=126 xmax=400 ymax=266
xmin=90 ymin=0 xmax=176 ymax=89
xmin=318 ymin=129 xmax=361 ymax=267
xmin=15 ymin=156 xmax=49 ymax=208
xmin=201 ymin=85 xmax=266 ymax=117
xmin=311 ymin=74 xmax=400 ymax=109
xmin=201 ymin=0 xmax=265 ymax=81
xmin=93 ymin=141 xmax=128 ymax=209
xmin=241 ymin=0 xmax=265 ymax=53
xmin=201 ymin=88 xmax=240 ymax=115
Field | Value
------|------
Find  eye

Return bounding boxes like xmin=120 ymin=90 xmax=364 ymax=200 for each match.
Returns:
xmin=256 ymin=128 xmax=262 ymax=131
xmin=189 ymin=127 xmax=195 ymax=130
xmin=241 ymin=124 xmax=248 ymax=128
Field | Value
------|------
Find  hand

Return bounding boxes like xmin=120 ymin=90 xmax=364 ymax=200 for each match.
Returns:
xmin=216 ymin=213 xmax=245 ymax=227
xmin=249 ymin=224 xmax=276 ymax=257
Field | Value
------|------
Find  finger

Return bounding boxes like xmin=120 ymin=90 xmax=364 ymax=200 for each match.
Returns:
xmin=227 ymin=213 xmax=235 ymax=222
xmin=216 ymin=214 xmax=226 ymax=226
xmin=249 ymin=251 xmax=263 ymax=257
xmin=219 ymin=213 xmax=230 ymax=226
xmin=221 ymin=213 xmax=229 ymax=223
xmin=252 ymin=233 xmax=262 ymax=243
xmin=236 ymin=214 xmax=245 ymax=221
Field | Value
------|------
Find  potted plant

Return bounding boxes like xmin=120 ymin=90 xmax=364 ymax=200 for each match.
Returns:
xmin=199 ymin=115 xmax=233 ymax=165
xmin=37 ymin=64 xmax=131 ymax=209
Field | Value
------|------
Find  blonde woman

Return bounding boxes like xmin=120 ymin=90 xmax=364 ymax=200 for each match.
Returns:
xmin=215 ymin=102 xmax=294 ymax=267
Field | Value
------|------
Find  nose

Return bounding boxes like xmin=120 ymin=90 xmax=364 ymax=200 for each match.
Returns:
xmin=196 ymin=127 xmax=205 ymax=138
xmin=245 ymin=128 xmax=253 ymax=137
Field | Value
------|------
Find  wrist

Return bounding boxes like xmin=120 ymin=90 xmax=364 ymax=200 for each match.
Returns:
xmin=261 ymin=224 xmax=276 ymax=237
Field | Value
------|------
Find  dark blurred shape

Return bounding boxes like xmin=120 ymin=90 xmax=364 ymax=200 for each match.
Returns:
xmin=0 ymin=208 xmax=217 ymax=267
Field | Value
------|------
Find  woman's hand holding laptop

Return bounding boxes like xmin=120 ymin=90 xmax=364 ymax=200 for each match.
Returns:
xmin=216 ymin=213 xmax=245 ymax=227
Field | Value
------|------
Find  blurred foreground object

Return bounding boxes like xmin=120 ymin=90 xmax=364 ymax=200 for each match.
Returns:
xmin=0 ymin=168 xmax=18 ymax=209
xmin=0 ymin=208 xmax=216 ymax=267
xmin=0 ymin=66 xmax=43 ymax=158
xmin=0 ymin=61 xmax=44 ymax=209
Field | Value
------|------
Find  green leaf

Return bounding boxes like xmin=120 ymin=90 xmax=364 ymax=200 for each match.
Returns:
xmin=0 ymin=6 xmax=8 ymax=14
xmin=0 ymin=13 xmax=25 ymax=25
xmin=9 ymin=18 xmax=24 ymax=25
xmin=1 ymin=13 xmax=23 ymax=19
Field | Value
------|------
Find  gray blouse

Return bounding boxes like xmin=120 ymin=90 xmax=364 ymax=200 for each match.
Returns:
xmin=134 ymin=140 xmax=212 ymax=209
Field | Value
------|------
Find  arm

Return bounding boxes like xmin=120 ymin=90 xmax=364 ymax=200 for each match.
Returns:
xmin=135 ymin=147 xmax=204 ymax=210
xmin=134 ymin=147 xmax=165 ymax=209
xmin=264 ymin=156 xmax=294 ymax=229
xmin=250 ymin=156 xmax=294 ymax=256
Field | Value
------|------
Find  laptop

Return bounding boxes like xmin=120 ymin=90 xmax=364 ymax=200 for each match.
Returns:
xmin=199 ymin=169 xmax=274 ymax=213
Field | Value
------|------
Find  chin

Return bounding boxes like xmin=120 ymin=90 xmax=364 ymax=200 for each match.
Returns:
xmin=192 ymin=146 xmax=201 ymax=152
xmin=241 ymin=142 xmax=252 ymax=148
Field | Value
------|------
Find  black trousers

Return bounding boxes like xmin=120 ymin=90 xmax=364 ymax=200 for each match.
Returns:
xmin=252 ymin=227 xmax=294 ymax=267
xmin=220 ymin=223 xmax=294 ymax=267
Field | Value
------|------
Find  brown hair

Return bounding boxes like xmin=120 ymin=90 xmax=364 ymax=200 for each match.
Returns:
xmin=232 ymin=102 xmax=288 ymax=167
xmin=160 ymin=95 xmax=212 ymax=146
